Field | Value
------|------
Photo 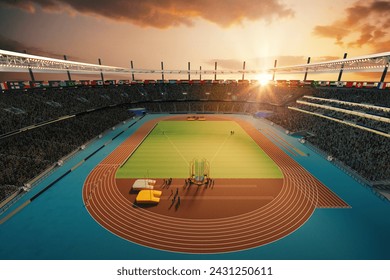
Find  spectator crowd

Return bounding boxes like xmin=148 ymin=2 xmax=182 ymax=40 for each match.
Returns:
xmin=268 ymin=87 xmax=390 ymax=182
xmin=1 ymin=84 xmax=389 ymax=202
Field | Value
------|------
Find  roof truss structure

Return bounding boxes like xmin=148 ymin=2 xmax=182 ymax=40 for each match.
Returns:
xmin=273 ymin=52 xmax=390 ymax=74
xmin=0 ymin=49 xmax=389 ymax=76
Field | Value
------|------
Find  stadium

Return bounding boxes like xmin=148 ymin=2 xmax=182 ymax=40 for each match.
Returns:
xmin=0 ymin=48 xmax=389 ymax=260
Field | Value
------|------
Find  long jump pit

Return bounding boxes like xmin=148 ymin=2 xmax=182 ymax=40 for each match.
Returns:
xmin=82 ymin=115 xmax=349 ymax=254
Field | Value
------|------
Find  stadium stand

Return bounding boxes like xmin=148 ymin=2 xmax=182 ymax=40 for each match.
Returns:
xmin=267 ymin=87 xmax=390 ymax=186
xmin=1 ymin=83 xmax=390 ymax=203
xmin=0 ymin=102 xmax=132 ymax=202
xmin=312 ymin=88 xmax=390 ymax=108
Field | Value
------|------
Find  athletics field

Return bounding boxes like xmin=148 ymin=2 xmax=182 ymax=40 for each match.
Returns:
xmin=0 ymin=114 xmax=389 ymax=259
xmin=85 ymin=115 xmax=348 ymax=253
xmin=116 ymin=121 xmax=283 ymax=179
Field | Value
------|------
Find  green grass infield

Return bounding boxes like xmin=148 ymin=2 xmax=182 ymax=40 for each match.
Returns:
xmin=116 ymin=121 xmax=283 ymax=179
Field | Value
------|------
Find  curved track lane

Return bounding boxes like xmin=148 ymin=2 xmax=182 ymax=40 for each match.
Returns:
xmin=82 ymin=115 xmax=348 ymax=253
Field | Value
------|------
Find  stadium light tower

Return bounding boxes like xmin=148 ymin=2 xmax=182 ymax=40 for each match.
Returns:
xmin=337 ymin=53 xmax=348 ymax=82
xmin=63 ymin=55 xmax=72 ymax=81
xmin=272 ymin=60 xmax=277 ymax=81
xmin=303 ymin=57 xmax=311 ymax=81
xmin=130 ymin=60 xmax=135 ymax=81
xmin=188 ymin=62 xmax=191 ymax=80
xmin=242 ymin=61 xmax=246 ymax=80
xmin=380 ymin=63 xmax=389 ymax=83
xmin=161 ymin=61 xmax=164 ymax=81
xmin=98 ymin=58 xmax=104 ymax=81
xmin=214 ymin=62 xmax=217 ymax=80
xmin=23 ymin=50 xmax=35 ymax=82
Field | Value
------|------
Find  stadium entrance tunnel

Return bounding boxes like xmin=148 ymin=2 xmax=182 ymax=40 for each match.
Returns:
xmin=128 ymin=107 xmax=146 ymax=116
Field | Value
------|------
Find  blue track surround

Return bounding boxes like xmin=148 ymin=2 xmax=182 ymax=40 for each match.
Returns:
xmin=0 ymin=114 xmax=389 ymax=260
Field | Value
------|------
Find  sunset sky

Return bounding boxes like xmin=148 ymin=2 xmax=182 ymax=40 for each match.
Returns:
xmin=0 ymin=0 xmax=389 ymax=81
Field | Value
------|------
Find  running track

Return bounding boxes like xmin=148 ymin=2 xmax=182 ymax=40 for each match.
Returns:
xmin=82 ymin=115 xmax=349 ymax=253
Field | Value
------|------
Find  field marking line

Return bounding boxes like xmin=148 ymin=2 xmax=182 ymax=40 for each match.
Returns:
xmin=161 ymin=130 xmax=189 ymax=167
xmin=210 ymin=133 xmax=231 ymax=164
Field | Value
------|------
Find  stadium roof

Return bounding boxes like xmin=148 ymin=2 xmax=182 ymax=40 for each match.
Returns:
xmin=0 ymin=49 xmax=129 ymax=75
xmin=0 ymin=49 xmax=389 ymax=76
xmin=272 ymin=52 xmax=390 ymax=74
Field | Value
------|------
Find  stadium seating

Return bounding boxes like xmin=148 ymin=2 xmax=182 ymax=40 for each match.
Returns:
xmin=1 ymin=84 xmax=390 ymax=203
xmin=267 ymin=88 xmax=390 ymax=182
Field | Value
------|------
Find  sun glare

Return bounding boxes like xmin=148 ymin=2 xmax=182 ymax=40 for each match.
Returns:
xmin=256 ymin=73 xmax=273 ymax=86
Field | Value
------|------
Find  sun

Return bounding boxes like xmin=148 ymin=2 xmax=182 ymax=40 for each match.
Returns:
xmin=256 ymin=73 xmax=273 ymax=86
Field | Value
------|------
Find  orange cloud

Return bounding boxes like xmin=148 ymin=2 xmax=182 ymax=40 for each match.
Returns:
xmin=313 ymin=0 xmax=390 ymax=52
xmin=313 ymin=24 xmax=349 ymax=46
xmin=0 ymin=0 xmax=294 ymax=28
